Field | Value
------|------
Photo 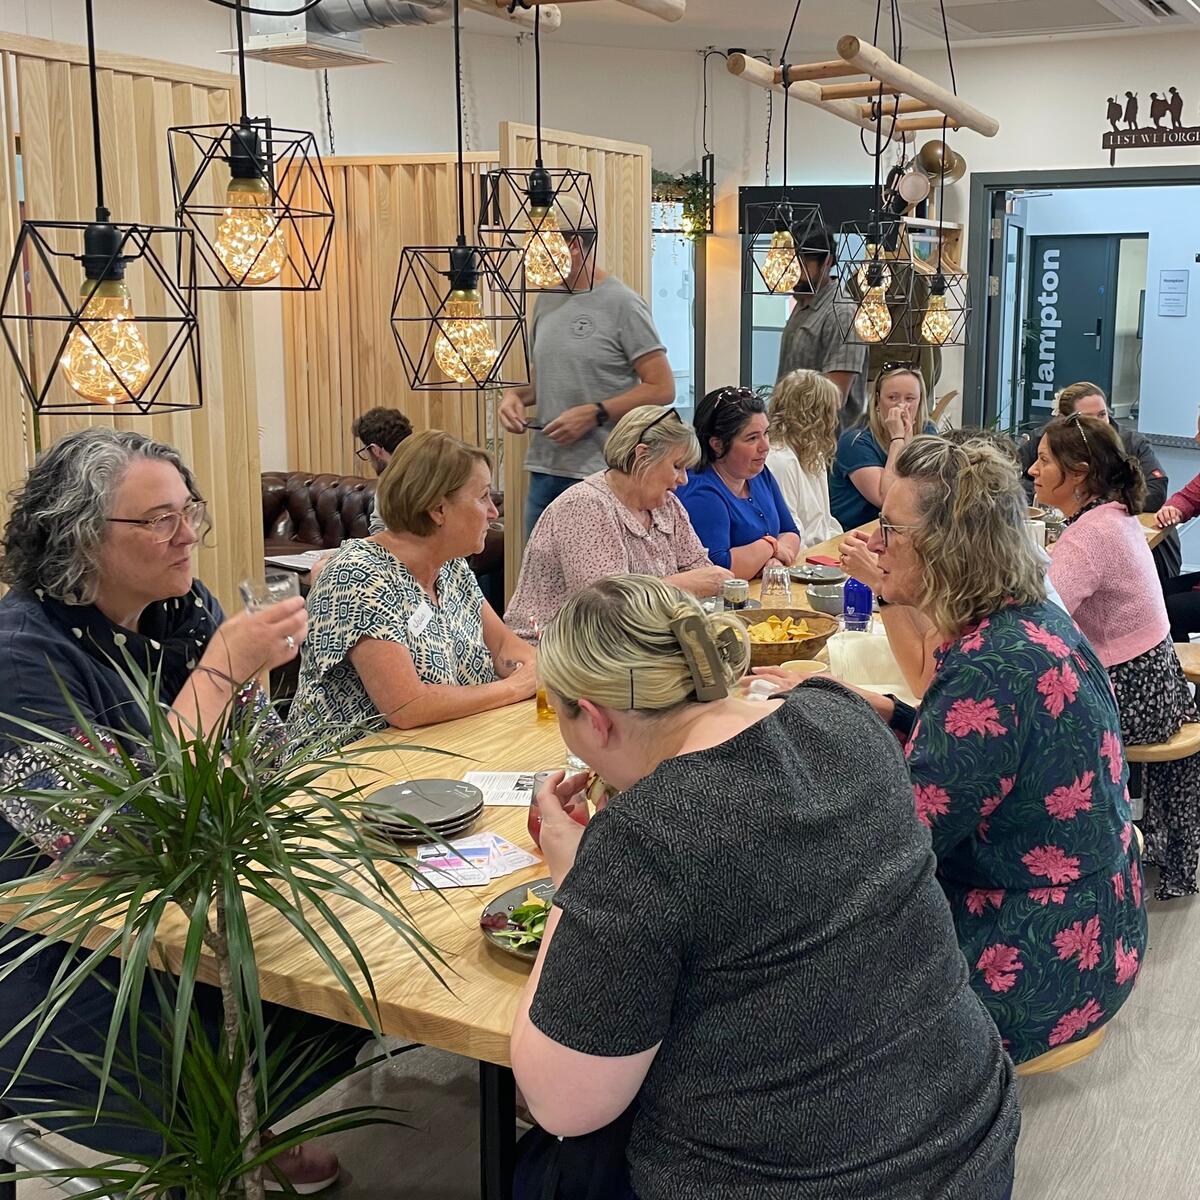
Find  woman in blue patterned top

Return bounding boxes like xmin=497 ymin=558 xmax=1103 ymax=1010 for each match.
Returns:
xmin=676 ymin=386 xmax=801 ymax=577
xmin=292 ymin=430 xmax=535 ymax=742
xmin=766 ymin=436 xmax=1147 ymax=1063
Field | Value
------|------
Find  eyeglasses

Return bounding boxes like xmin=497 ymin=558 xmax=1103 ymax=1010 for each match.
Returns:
xmin=878 ymin=513 xmax=920 ymax=548
xmin=639 ymin=407 xmax=681 ymax=438
xmin=355 ymin=444 xmax=376 ymax=462
xmin=107 ymin=500 xmax=207 ymax=544
xmin=1064 ymin=410 xmax=1092 ymax=453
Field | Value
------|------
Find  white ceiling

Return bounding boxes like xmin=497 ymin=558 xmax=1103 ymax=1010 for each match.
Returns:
xmin=532 ymin=0 xmax=1195 ymax=53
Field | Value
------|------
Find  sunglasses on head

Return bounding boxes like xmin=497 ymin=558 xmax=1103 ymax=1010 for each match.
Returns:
xmin=639 ymin=407 xmax=682 ymax=437
xmin=880 ymin=361 xmax=918 ymax=375
xmin=1064 ymin=410 xmax=1093 ymax=453
xmin=710 ymin=386 xmax=757 ymax=409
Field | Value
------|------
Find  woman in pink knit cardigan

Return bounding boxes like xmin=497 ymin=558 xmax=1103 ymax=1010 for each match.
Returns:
xmin=1030 ymin=414 xmax=1200 ymax=898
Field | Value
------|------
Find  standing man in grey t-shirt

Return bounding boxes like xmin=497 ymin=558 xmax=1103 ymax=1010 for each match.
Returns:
xmin=498 ymin=212 xmax=674 ymax=535
xmin=776 ymin=224 xmax=868 ymax=427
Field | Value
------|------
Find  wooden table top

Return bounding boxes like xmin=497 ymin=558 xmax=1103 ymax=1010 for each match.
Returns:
xmin=1140 ymin=512 xmax=1169 ymax=550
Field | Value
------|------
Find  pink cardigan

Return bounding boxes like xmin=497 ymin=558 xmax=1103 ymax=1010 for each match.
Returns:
xmin=1048 ymin=501 xmax=1169 ymax=668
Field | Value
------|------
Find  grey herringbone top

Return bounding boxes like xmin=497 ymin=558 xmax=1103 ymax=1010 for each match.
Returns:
xmin=531 ymin=681 xmax=1020 ymax=1199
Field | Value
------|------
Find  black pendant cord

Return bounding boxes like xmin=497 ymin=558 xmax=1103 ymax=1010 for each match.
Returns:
xmin=453 ymin=0 xmax=466 ymax=246
xmin=780 ymin=67 xmax=790 ymax=202
xmin=234 ymin=0 xmax=250 ymax=124
xmin=934 ymin=0 xmax=958 ymax=281
xmin=84 ymin=0 xmax=106 ymax=219
xmin=206 ymin=0 xmax=325 ymax=14
xmin=533 ymin=7 xmax=543 ymax=166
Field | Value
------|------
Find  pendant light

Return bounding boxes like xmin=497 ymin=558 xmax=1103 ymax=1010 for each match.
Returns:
xmin=838 ymin=0 xmax=969 ymax=350
xmin=744 ymin=1 xmax=829 ymax=297
xmin=167 ymin=0 xmax=334 ymax=291
xmin=392 ymin=0 xmax=527 ymax=390
xmin=0 ymin=0 xmax=201 ymax=415
xmin=478 ymin=7 xmax=597 ymax=293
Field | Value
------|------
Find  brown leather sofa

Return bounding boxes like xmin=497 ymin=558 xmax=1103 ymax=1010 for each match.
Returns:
xmin=261 ymin=470 xmax=505 ymax=582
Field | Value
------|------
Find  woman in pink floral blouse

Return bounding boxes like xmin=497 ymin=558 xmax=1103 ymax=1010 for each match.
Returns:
xmin=802 ymin=435 xmax=1147 ymax=1063
xmin=505 ymin=407 xmax=731 ymax=642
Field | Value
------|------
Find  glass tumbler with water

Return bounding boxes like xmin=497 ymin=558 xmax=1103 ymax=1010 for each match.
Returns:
xmin=760 ymin=566 xmax=794 ymax=608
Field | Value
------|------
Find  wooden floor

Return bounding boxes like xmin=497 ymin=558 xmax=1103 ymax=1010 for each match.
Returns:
xmin=18 ymin=886 xmax=1200 ymax=1199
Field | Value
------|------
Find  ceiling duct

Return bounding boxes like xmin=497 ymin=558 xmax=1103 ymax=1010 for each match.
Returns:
xmin=237 ymin=0 xmax=557 ymax=70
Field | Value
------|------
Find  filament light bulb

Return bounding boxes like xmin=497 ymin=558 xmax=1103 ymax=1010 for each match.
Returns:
xmin=434 ymin=289 xmax=499 ymax=384
xmin=214 ymin=176 xmax=286 ymax=286
xmin=921 ymin=291 xmax=954 ymax=345
xmin=60 ymin=279 xmax=152 ymax=404
xmin=855 ymin=245 xmax=893 ymax=295
xmin=762 ymin=228 xmax=801 ymax=294
xmin=854 ymin=289 xmax=893 ymax=344
xmin=524 ymin=206 xmax=573 ymax=289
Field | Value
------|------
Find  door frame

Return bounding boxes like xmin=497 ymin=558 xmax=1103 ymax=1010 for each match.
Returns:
xmin=964 ymin=164 xmax=1200 ymax=426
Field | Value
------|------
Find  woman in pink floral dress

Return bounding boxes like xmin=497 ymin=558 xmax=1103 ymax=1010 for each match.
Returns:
xmin=850 ymin=436 xmax=1146 ymax=1063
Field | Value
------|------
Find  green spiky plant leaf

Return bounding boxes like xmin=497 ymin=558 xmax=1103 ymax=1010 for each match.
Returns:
xmin=0 ymin=657 xmax=463 ymax=1200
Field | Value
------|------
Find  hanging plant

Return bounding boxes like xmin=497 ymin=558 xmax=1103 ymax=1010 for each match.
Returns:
xmin=651 ymin=168 xmax=713 ymax=241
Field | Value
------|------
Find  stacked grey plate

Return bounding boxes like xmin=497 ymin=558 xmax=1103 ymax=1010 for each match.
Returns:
xmin=362 ymin=779 xmax=484 ymax=844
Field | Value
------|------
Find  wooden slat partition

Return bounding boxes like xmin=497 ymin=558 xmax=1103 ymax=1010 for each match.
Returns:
xmin=281 ymin=154 xmax=500 ymax=478
xmin=498 ymin=122 xmax=653 ymax=599
xmin=0 ymin=32 xmax=262 ymax=613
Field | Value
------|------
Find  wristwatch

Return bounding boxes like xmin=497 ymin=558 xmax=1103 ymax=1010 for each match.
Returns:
xmin=594 ymin=402 xmax=608 ymax=427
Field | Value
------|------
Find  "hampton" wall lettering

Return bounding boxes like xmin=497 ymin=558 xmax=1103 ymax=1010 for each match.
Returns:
xmin=1031 ymin=247 xmax=1061 ymax=406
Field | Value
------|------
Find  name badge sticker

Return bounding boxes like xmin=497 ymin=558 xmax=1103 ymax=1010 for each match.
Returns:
xmin=408 ymin=601 xmax=434 ymax=638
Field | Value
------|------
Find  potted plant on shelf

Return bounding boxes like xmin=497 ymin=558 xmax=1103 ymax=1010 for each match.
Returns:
xmin=651 ymin=168 xmax=713 ymax=241
xmin=0 ymin=665 xmax=451 ymax=1200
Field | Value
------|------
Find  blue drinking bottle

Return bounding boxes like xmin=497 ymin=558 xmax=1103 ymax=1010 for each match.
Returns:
xmin=843 ymin=577 xmax=873 ymax=632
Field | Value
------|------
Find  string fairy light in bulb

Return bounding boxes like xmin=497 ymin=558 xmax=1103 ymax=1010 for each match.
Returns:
xmin=214 ymin=174 xmax=285 ymax=285
xmin=60 ymin=277 xmax=151 ymax=403
xmin=433 ymin=245 xmax=499 ymax=384
xmin=921 ymin=276 xmax=954 ymax=345
xmin=855 ymin=289 xmax=892 ymax=344
xmin=762 ymin=228 xmax=802 ymax=294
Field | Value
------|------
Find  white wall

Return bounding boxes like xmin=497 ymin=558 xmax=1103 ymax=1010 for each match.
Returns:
xmin=7 ymin=1 xmax=1200 ymax=458
xmin=1023 ymin=186 xmax=1200 ymax=438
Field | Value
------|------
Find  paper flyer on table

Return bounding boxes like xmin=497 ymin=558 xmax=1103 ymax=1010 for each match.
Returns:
xmin=461 ymin=771 xmax=540 ymax=807
xmin=411 ymin=832 xmax=540 ymax=890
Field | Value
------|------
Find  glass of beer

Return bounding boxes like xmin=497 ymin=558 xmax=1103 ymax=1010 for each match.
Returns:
xmin=532 ymin=620 xmax=556 ymax=721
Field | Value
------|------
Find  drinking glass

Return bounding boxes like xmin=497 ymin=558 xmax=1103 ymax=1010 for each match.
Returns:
xmin=760 ymin=565 xmax=794 ymax=608
xmin=531 ymin=620 xmax=556 ymax=721
xmin=239 ymin=571 xmax=300 ymax=611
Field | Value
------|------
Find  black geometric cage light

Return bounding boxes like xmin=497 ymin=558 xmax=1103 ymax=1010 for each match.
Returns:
xmin=167 ymin=0 xmax=333 ymax=291
xmin=0 ymin=0 xmax=202 ymax=417
xmin=744 ymin=199 xmax=827 ymax=297
xmin=835 ymin=218 xmax=970 ymax=350
xmin=393 ymin=0 xmax=527 ymax=391
xmin=477 ymin=7 xmax=596 ymax=294
xmin=168 ymin=118 xmax=334 ymax=292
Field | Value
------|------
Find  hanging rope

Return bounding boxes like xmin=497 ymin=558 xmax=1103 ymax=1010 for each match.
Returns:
xmin=934 ymin=0 xmax=958 ymax=278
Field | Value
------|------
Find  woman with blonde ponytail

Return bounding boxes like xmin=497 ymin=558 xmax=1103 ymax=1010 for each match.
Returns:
xmin=1032 ymin=414 xmax=1200 ymax=900
xmin=791 ymin=435 xmax=1145 ymax=1066
xmin=509 ymin=574 xmax=1019 ymax=1200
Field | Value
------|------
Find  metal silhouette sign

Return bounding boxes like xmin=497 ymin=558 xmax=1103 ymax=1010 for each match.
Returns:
xmin=1104 ymin=87 xmax=1200 ymax=163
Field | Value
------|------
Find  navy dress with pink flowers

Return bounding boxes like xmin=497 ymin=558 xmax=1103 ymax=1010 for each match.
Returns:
xmin=904 ymin=599 xmax=1148 ymax=1063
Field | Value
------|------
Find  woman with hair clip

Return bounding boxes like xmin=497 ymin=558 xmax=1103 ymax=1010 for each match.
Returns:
xmin=830 ymin=363 xmax=936 ymax=530
xmin=677 ymin=386 xmax=801 ymax=578
xmin=509 ymin=575 xmax=1019 ymax=1200
xmin=766 ymin=436 xmax=1146 ymax=1064
xmin=765 ymin=368 xmax=843 ymax=545
xmin=504 ymin=405 xmax=729 ymax=641
xmin=1032 ymin=414 xmax=1200 ymax=899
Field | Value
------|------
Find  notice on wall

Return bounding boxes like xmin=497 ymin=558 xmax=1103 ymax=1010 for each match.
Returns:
xmin=1158 ymin=270 xmax=1190 ymax=318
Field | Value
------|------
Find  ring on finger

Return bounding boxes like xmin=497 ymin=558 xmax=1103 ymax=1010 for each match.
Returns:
xmin=284 ymin=634 xmax=296 ymax=652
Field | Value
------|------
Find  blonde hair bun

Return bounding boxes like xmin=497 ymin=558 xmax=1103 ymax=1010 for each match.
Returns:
xmin=539 ymin=575 xmax=750 ymax=714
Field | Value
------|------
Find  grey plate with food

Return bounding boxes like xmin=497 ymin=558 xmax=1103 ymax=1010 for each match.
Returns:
xmin=480 ymin=877 xmax=556 ymax=963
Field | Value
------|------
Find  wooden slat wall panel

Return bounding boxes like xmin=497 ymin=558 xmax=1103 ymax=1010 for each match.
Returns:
xmin=281 ymin=154 xmax=497 ymax=478
xmin=498 ymin=123 xmax=653 ymax=600
xmin=0 ymin=32 xmax=262 ymax=613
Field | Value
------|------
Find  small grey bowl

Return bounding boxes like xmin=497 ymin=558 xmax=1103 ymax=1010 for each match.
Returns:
xmin=805 ymin=583 xmax=845 ymax=617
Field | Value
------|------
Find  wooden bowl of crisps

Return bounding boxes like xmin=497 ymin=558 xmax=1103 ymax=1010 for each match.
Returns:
xmin=737 ymin=609 xmax=839 ymax=668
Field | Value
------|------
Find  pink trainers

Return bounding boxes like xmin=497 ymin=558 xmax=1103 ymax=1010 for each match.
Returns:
xmin=261 ymin=1133 xmax=341 ymax=1195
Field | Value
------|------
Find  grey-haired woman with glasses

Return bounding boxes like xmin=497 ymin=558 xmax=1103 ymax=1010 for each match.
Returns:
xmin=0 ymin=428 xmax=306 ymax=753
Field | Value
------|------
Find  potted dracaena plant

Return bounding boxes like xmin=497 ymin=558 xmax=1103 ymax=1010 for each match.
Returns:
xmin=0 ymin=659 xmax=457 ymax=1200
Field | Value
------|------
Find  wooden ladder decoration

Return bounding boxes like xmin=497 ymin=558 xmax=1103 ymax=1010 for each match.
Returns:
xmin=728 ymin=35 xmax=999 ymax=143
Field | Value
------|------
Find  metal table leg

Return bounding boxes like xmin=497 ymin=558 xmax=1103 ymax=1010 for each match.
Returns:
xmin=479 ymin=1061 xmax=516 ymax=1200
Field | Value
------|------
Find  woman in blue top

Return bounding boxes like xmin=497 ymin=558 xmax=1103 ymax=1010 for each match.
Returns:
xmin=677 ymin=386 xmax=801 ymax=577
xmin=831 ymin=364 xmax=936 ymax=530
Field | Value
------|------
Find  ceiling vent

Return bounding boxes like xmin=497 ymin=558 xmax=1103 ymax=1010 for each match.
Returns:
xmin=904 ymin=0 xmax=1200 ymax=42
